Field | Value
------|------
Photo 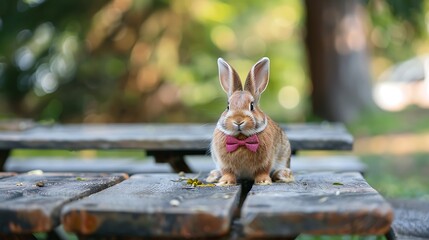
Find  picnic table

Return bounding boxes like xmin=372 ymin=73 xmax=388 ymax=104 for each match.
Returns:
xmin=0 ymin=172 xmax=393 ymax=239
xmin=0 ymin=123 xmax=353 ymax=172
xmin=0 ymin=122 xmax=396 ymax=239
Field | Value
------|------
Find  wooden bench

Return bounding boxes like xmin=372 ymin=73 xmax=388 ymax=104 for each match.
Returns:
xmin=0 ymin=123 xmax=353 ymax=172
xmin=0 ymin=122 xmax=392 ymax=239
xmin=4 ymin=155 xmax=367 ymax=175
xmin=387 ymin=199 xmax=429 ymax=240
xmin=0 ymin=172 xmax=393 ymax=239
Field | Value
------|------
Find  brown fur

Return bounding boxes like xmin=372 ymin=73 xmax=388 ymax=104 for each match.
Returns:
xmin=210 ymin=117 xmax=292 ymax=185
xmin=208 ymin=57 xmax=294 ymax=186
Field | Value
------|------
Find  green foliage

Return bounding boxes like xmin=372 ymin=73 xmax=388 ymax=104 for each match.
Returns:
xmin=363 ymin=153 xmax=429 ymax=199
xmin=366 ymin=0 xmax=429 ymax=78
xmin=0 ymin=0 xmax=308 ymax=123
xmin=349 ymin=107 xmax=429 ymax=136
xmin=384 ymin=0 xmax=426 ymax=36
xmin=366 ymin=0 xmax=426 ymax=39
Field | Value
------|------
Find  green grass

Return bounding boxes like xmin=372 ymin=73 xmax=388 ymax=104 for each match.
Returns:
xmin=348 ymin=107 xmax=429 ymax=136
xmin=348 ymin=107 xmax=429 ymax=200
xmin=362 ymin=153 xmax=429 ymax=200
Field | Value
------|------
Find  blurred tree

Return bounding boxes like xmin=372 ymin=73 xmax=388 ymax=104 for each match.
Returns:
xmin=304 ymin=0 xmax=374 ymax=122
xmin=305 ymin=0 xmax=427 ymax=122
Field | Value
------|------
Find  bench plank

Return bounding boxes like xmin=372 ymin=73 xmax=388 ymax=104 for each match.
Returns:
xmin=388 ymin=199 xmax=429 ymax=240
xmin=5 ymin=155 xmax=366 ymax=174
xmin=0 ymin=123 xmax=353 ymax=151
xmin=5 ymin=157 xmax=164 ymax=173
xmin=0 ymin=172 xmax=16 ymax=179
xmin=242 ymin=172 xmax=393 ymax=237
xmin=186 ymin=156 xmax=366 ymax=174
xmin=0 ymin=173 xmax=127 ymax=234
xmin=61 ymin=173 xmax=241 ymax=238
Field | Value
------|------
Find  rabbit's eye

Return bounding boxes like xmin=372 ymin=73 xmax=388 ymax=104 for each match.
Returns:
xmin=226 ymin=102 xmax=229 ymax=111
xmin=250 ymin=102 xmax=254 ymax=111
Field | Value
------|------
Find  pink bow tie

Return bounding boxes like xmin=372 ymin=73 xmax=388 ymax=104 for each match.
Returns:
xmin=226 ymin=135 xmax=259 ymax=153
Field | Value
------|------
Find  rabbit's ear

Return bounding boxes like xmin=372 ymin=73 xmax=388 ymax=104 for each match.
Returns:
xmin=218 ymin=58 xmax=242 ymax=96
xmin=244 ymin=57 xmax=270 ymax=100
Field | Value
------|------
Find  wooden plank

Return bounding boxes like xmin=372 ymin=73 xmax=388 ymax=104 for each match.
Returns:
xmin=0 ymin=172 xmax=16 ymax=179
xmin=186 ymin=156 xmax=367 ymax=174
xmin=290 ymin=155 xmax=366 ymax=173
xmin=283 ymin=123 xmax=353 ymax=150
xmin=242 ymin=172 xmax=393 ymax=237
xmin=388 ymin=228 xmax=429 ymax=240
xmin=0 ymin=123 xmax=353 ymax=151
xmin=61 ymin=173 xmax=241 ymax=238
xmin=186 ymin=155 xmax=366 ymax=174
xmin=387 ymin=199 xmax=429 ymax=240
xmin=4 ymin=157 xmax=166 ymax=173
xmin=0 ymin=173 xmax=127 ymax=234
xmin=5 ymin=155 xmax=366 ymax=175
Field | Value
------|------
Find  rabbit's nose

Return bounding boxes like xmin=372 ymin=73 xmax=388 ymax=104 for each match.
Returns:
xmin=233 ymin=121 xmax=244 ymax=126
xmin=233 ymin=121 xmax=245 ymax=130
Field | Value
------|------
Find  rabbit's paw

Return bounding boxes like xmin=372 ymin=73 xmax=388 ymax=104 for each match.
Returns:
xmin=272 ymin=168 xmax=294 ymax=183
xmin=206 ymin=169 xmax=221 ymax=183
xmin=217 ymin=174 xmax=237 ymax=186
xmin=255 ymin=174 xmax=272 ymax=185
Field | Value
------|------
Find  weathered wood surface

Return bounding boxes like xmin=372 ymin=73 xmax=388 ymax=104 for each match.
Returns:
xmin=0 ymin=173 xmax=127 ymax=234
xmin=62 ymin=173 xmax=241 ymax=238
xmin=290 ymin=155 xmax=366 ymax=173
xmin=186 ymin=155 xmax=366 ymax=174
xmin=0 ymin=172 xmax=16 ymax=179
xmin=0 ymin=123 xmax=353 ymax=151
xmin=5 ymin=155 xmax=366 ymax=174
xmin=5 ymin=157 xmax=164 ymax=173
xmin=387 ymin=199 xmax=429 ymax=240
xmin=242 ymin=172 xmax=393 ymax=237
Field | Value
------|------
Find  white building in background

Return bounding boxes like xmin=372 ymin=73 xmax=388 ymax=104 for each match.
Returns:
xmin=374 ymin=55 xmax=429 ymax=111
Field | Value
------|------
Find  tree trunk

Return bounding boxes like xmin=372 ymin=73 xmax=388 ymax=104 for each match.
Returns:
xmin=305 ymin=0 xmax=374 ymax=122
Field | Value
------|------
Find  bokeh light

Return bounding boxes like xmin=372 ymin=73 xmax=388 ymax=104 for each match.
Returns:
xmin=278 ymin=86 xmax=300 ymax=110
xmin=373 ymin=82 xmax=408 ymax=111
xmin=210 ymin=25 xmax=237 ymax=51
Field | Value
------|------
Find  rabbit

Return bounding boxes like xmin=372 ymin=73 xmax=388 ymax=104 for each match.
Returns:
xmin=206 ymin=57 xmax=294 ymax=186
